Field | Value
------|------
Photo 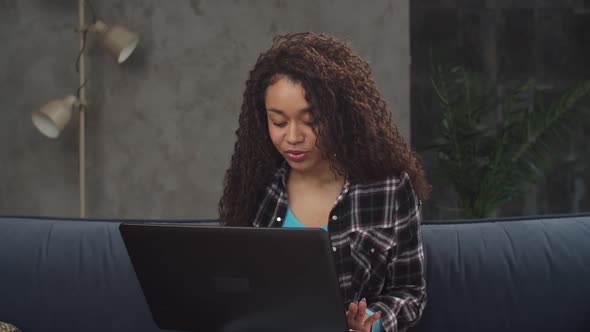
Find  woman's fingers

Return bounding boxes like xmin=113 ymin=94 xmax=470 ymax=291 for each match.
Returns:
xmin=347 ymin=301 xmax=358 ymax=319
xmin=356 ymin=298 xmax=367 ymax=321
xmin=364 ymin=311 xmax=382 ymax=328
xmin=347 ymin=300 xmax=380 ymax=332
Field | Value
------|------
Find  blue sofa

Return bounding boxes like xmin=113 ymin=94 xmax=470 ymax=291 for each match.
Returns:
xmin=0 ymin=214 xmax=589 ymax=332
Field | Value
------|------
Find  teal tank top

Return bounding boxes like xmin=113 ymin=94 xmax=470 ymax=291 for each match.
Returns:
xmin=281 ymin=207 xmax=383 ymax=332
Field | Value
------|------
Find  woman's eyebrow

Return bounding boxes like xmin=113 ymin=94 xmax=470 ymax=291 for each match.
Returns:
xmin=267 ymin=108 xmax=285 ymax=115
xmin=267 ymin=106 xmax=313 ymax=115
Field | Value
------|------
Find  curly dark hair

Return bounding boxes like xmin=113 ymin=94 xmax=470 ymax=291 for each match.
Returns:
xmin=219 ymin=32 xmax=430 ymax=226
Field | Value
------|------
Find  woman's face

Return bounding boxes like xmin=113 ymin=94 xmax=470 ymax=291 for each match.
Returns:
xmin=264 ymin=77 xmax=328 ymax=175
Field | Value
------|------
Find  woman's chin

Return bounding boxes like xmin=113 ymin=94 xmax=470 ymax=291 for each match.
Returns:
xmin=285 ymin=159 xmax=313 ymax=172
xmin=286 ymin=160 xmax=308 ymax=170
xmin=285 ymin=158 xmax=330 ymax=175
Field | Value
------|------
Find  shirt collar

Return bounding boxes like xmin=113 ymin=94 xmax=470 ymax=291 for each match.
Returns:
xmin=272 ymin=161 xmax=351 ymax=205
xmin=272 ymin=162 xmax=290 ymax=188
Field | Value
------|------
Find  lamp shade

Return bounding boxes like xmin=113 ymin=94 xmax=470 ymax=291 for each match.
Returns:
xmin=32 ymin=95 xmax=77 ymax=138
xmin=94 ymin=20 xmax=138 ymax=64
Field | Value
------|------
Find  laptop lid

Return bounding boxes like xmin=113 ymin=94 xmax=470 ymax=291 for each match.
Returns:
xmin=119 ymin=223 xmax=350 ymax=332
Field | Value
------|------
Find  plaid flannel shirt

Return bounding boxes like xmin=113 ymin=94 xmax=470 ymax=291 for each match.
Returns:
xmin=252 ymin=165 xmax=427 ymax=332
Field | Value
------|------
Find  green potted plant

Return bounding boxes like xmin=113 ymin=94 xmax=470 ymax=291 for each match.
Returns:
xmin=426 ymin=65 xmax=590 ymax=218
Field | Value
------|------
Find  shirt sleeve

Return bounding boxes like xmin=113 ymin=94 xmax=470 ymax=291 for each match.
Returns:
xmin=367 ymin=174 xmax=427 ymax=332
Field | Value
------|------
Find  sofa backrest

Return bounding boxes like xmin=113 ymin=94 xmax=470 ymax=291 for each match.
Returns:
xmin=0 ymin=217 xmax=215 ymax=332
xmin=412 ymin=214 xmax=590 ymax=332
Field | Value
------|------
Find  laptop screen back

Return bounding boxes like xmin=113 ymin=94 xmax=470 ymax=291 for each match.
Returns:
xmin=120 ymin=223 xmax=350 ymax=332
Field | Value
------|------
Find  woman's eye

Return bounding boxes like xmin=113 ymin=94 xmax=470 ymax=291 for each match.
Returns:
xmin=272 ymin=122 xmax=287 ymax=128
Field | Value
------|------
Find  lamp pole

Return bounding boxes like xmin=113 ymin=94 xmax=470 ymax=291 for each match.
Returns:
xmin=32 ymin=0 xmax=139 ymax=219
xmin=78 ymin=0 xmax=86 ymax=218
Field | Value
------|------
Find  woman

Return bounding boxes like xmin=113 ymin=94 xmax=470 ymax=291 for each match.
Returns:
xmin=219 ymin=32 xmax=430 ymax=332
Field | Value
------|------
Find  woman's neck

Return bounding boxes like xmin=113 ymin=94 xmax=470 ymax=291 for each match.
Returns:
xmin=288 ymin=161 xmax=344 ymax=188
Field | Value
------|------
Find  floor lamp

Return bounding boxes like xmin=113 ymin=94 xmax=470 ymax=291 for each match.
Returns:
xmin=31 ymin=0 xmax=139 ymax=218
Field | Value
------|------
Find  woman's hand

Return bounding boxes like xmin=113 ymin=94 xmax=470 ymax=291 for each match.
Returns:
xmin=346 ymin=299 xmax=381 ymax=332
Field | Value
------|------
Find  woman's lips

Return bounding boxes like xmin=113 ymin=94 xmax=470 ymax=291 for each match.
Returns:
xmin=286 ymin=150 xmax=308 ymax=162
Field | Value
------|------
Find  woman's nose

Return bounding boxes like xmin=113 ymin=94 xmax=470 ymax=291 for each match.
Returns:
xmin=285 ymin=123 xmax=304 ymax=144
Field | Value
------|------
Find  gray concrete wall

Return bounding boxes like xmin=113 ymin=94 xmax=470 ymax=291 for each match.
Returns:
xmin=0 ymin=0 xmax=410 ymax=219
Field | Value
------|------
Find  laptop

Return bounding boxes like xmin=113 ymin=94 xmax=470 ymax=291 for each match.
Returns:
xmin=119 ymin=223 xmax=351 ymax=332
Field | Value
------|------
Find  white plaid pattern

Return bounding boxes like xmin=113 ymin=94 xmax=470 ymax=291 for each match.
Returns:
xmin=252 ymin=165 xmax=427 ymax=332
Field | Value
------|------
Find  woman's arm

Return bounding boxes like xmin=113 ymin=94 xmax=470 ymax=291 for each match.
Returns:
xmin=367 ymin=175 xmax=427 ymax=332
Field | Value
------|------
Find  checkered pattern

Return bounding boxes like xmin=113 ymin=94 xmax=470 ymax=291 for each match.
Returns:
xmin=252 ymin=165 xmax=427 ymax=332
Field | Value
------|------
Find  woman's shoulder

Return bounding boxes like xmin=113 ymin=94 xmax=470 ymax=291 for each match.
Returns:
xmin=350 ymin=171 xmax=412 ymax=190
xmin=349 ymin=171 xmax=421 ymax=208
xmin=345 ymin=171 xmax=421 ymax=230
